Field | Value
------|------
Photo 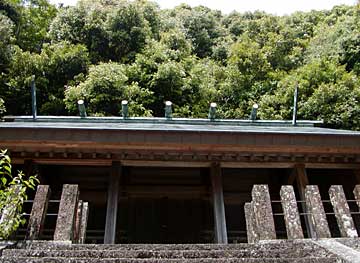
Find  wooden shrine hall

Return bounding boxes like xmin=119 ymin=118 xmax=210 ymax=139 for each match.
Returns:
xmin=1 ymin=113 xmax=360 ymax=244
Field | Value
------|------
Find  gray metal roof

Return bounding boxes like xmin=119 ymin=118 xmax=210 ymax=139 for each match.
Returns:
xmin=1 ymin=116 xmax=359 ymax=136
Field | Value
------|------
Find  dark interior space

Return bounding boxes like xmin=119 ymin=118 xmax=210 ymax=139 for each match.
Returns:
xmin=222 ymin=168 xmax=291 ymax=242
xmin=116 ymin=166 xmax=213 ymax=244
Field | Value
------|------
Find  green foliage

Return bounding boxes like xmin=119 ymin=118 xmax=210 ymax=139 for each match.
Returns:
xmin=2 ymin=46 xmax=43 ymax=115
xmin=106 ymin=2 xmax=150 ymax=62
xmin=0 ymin=149 xmax=39 ymax=240
xmin=0 ymin=13 xmax=15 ymax=72
xmin=2 ymin=41 xmax=90 ymax=115
xmin=39 ymin=41 xmax=90 ymax=114
xmin=0 ymin=98 xmax=6 ymax=118
xmin=302 ymin=73 xmax=360 ymax=130
xmin=169 ymin=5 xmax=223 ymax=58
xmin=64 ymin=62 xmax=153 ymax=116
xmin=258 ymin=59 xmax=360 ymax=130
xmin=15 ymin=0 xmax=57 ymax=52
xmin=49 ymin=0 xmax=158 ymax=62
xmin=0 ymin=0 xmax=22 ymax=26
xmin=1 ymin=1 xmax=360 ymax=131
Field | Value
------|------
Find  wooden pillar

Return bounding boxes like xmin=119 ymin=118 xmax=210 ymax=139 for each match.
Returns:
xmin=210 ymin=162 xmax=228 ymax=244
xmin=104 ymin=161 xmax=121 ymax=244
xmin=293 ymin=164 xmax=316 ymax=238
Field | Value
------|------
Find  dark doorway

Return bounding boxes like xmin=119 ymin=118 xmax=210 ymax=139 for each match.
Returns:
xmin=116 ymin=166 xmax=213 ymax=244
xmin=126 ymin=197 xmax=208 ymax=243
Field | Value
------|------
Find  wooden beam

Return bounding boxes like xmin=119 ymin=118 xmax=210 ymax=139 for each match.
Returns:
xmin=287 ymin=169 xmax=296 ymax=184
xmin=305 ymin=163 xmax=360 ymax=169
xmin=30 ymin=159 xmax=112 ymax=166
xmin=210 ymin=162 xmax=228 ymax=244
xmin=221 ymin=162 xmax=294 ymax=169
xmin=121 ymin=160 xmax=211 ymax=168
xmin=104 ymin=161 xmax=121 ymax=244
xmin=294 ymin=164 xmax=316 ymax=238
xmin=123 ymin=185 xmax=208 ymax=195
xmin=13 ymin=158 xmax=360 ymax=169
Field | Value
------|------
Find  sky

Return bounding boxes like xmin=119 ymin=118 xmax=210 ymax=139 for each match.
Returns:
xmin=49 ymin=0 xmax=357 ymax=15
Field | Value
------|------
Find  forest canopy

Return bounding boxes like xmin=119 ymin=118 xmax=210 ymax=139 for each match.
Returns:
xmin=1 ymin=0 xmax=360 ymax=130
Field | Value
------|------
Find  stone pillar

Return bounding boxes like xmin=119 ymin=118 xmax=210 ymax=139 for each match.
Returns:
xmin=79 ymin=202 xmax=89 ymax=244
xmin=280 ymin=185 xmax=304 ymax=239
xmin=244 ymin=202 xmax=259 ymax=243
xmin=305 ymin=185 xmax=331 ymax=238
xmin=329 ymin=185 xmax=358 ymax=238
xmin=54 ymin=184 xmax=79 ymax=241
xmin=251 ymin=185 xmax=276 ymax=240
xmin=210 ymin=162 xmax=228 ymax=244
xmin=26 ymin=185 xmax=51 ymax=240
xmin=74 ymin=200 xmax=83 ymax=243
xmin=354 ymin=185 xmax=360 ymax=211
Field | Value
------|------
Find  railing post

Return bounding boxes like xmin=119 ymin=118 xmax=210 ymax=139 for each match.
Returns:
xmin=329 ymin=185 xmax=358 ymax=238
xmin=354 ymin=185 xmax=360 ymax=211
xmin=252 ymin=185 xmax=276 ymax=240
xmin=305 ymin=185 xmax=331 ymax=238
xmin=244 ymin=202 xmax=259 ymax=243
xmin=26 ymin=185 xmax=51 ymax=240
xmin=54 ymin=184 xmax=79 ymax=242
xmin=280 ymin=185 xmax=304 ymax=239
xmin=79 ymin=202 xmax=89 ymax=244
xmin=74 ymin=200 xmax=83 ymax=243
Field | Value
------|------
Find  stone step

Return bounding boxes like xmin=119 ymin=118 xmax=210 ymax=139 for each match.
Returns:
xmin=15 ymin=240 xmax=320 ymax=251
xmin=0 ymin=257 xmax=343 ymax=263
xmin=1 ymin=247 xmax=334 ymax=259
xmin=335 ymin=238 xmax=360 ymax=252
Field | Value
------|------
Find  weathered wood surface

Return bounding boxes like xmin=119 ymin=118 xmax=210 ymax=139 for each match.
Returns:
xmin=210 ymin=163 xmax=228 ymax=244
xmin=294 ymin=165 xmax=316 ymax=238
xmin=104 ymin=162 xmax=121 ymax=244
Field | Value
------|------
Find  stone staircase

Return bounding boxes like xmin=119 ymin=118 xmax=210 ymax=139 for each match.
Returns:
xmin=0 ymin=240 xmax=346 ymax=263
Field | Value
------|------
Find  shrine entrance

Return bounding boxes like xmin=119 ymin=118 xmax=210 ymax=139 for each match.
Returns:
xmin=119 ymin=198 xmax=211 ymax=243
xmin=115 ymin=166 xmax=214 ymax=244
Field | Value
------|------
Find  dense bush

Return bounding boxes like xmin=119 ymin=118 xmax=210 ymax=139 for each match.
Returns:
xmin=0 ymin=0 xmax=359 ymax=130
